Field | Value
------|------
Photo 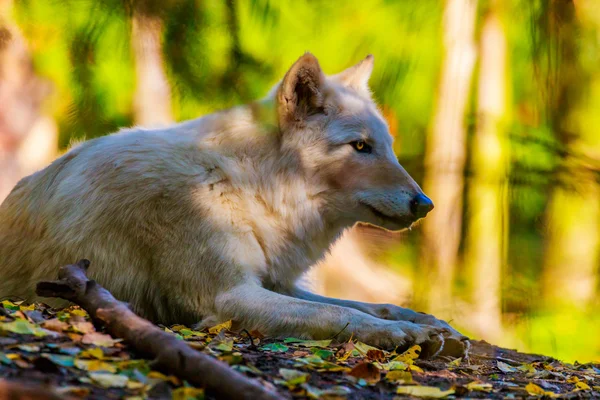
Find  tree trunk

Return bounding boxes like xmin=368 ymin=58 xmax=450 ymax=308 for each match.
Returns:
xmin=131 ymin=13 xmax=173 ymax=127
xmin=0 ymin=0 xmax=57 ymax=202
xmin=464 ymin=4 xmax=508 ymax=341
xmin=542 ymin=0 xmax=600 ymax=310
xmin=419 ymin=0 xmax=478 ymax=317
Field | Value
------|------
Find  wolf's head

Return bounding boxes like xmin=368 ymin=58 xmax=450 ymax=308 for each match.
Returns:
xmin=275 ymin=53 xmax=433 ymax=231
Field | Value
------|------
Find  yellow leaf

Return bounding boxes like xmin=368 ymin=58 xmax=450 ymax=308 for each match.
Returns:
xmin=448 ymin=358 xmax=461 ymax=367
xmin=465 ymin=381 xmax=493 ymax=392
xmin=525 ymin=382 xmax=558 ymax=397
xmin=386 ymin=370 xmax=412 ymax=384
xmin=575 ymin=381 xmax=591 ymax=391
xmin=19 ymin=304 xmax=35 ymax=311
xmin=393 ymin=345 xmax=421 ymax=363
xmin=396 ymin=386 xmax=455 ymax=398
xmin=70 ymin=308 xmax=88 ymax=317
xmin=80 ymin=348 xmax=104 ymax=359
xmin=409 ymin=364 xmax=424 ymax=373
xmin=147 ymin=371 xmax=181 ymax=385
xmin=567 ymin=376 xmax=579 ymax=383
xmin=354 ymin=341 xmax=380 ymax=356
xmin=126 ymin=380 xmax=146 ymax=390
xmin=172 ymin=387 xmax=204 ymax=400
xmin=208 ymin=320 xmax=232 ymax=334
xmin=74 ymin=359 xmax=117 ymax=373
xmin=170 ymin=324 xmax=187 ymax=332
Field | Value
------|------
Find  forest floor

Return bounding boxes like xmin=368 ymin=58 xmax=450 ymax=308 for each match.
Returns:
xmin=0 ymin=300 xmax=598 ymax=399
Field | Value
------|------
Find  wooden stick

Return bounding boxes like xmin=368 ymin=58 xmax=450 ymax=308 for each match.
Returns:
xmin=0 ymin=380 xmax=65 ymax=400
xmin=36 ymin=259 xmax=281 ymax=400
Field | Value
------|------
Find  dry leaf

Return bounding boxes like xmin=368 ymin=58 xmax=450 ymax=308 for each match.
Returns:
xmin=348 ymin=362 xmax=380 ymax=384
xmin=82 ymin=332 xmax=120 ymax=347
xmin=396 ymin=386 xmax=455 ymax=398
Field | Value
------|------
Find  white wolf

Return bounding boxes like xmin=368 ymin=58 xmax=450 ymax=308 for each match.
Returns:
xmin=0 ymin=53 xmax=467 ymax=357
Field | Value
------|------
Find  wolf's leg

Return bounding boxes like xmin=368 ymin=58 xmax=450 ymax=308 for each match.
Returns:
xmin=285 ymin=287 xmax=468 ymax=357
xmin=214 ymin=284 xmax=445 ymax=354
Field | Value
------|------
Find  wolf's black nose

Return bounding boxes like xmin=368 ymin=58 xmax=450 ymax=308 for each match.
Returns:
xmin=410 ymin=194 xmax=434 ymax=218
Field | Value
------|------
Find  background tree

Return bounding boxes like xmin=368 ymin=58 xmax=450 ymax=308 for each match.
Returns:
xmin=0 ymin=0 xmax=56 ymax=201
xmin=464 ymin=0 xmax=508 ymax=340
xmin=420 ymin=0 xmax=478 ymax=318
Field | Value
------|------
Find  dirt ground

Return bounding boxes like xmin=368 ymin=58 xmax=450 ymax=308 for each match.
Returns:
xmin=0 ymin=301 xmax=598 ymax=399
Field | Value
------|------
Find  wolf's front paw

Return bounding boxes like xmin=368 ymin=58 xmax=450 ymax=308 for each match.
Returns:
xmin=358 ymin=321 xmax=445 ymax=358
xmin=375 ymin=305 xmax=469 ymax=358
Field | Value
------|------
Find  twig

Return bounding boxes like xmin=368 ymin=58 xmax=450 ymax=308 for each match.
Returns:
xmin=0 ymin=380 xmax=64 ymax=400
xmin=36 ymin=259 xmax=281 ymax=400
xmin=242 ymin=329 xmax=257 ymax=350
xmin=329 ymin=322 xmax=350 ymax=341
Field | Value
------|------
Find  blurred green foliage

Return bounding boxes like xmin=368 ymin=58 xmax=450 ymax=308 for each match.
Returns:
xmin=10 ymin=0 xmax=600 ymax=362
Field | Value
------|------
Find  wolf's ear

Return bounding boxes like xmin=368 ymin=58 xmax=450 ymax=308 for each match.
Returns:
xmin=277 ymin=53 xmax=326 ymax=130
xmin=332 ymin=54 xmax=374 ymax=93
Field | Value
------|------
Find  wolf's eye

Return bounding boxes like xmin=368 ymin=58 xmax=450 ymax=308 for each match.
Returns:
xmin=350 ymin=140 xmax=372 ymax=154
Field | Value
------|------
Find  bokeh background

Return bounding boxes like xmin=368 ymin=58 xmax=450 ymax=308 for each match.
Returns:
xmin=1 ymin=0 xmax=599 ymax=362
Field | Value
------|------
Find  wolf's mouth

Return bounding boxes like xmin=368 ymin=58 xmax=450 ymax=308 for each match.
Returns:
xmin=361 ymin=202 xmax=413 ymax=229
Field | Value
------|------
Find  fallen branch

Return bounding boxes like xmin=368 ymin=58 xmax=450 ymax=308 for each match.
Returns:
xmin=36 ymin=259 xmax=281 ymax=400
xmin=0 ymin=380 xmax=65 ymax=400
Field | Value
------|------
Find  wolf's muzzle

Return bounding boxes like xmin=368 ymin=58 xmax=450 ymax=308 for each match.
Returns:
xmin=410 ymin=193 xmax=434 ymax=219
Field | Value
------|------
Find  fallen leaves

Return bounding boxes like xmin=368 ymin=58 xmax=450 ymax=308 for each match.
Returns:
xmin=348 ymin=362 xmax=381 ymax=384
xmin=396 ymin=385 xmax=455 ymax=398
xmin=0 ymin=300 xmax=599 ymax=399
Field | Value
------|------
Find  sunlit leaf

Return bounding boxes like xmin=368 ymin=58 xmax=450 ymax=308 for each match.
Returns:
xmin=0 ymin=319 xmax=50 ymax=336
xmin=465 ymin=381 xmax=493 ymax=392
xmin=75 ymin=359 xmax=117 ymax=373
xmin=448 ymin=358 xmax=461 ymax=367
xmin=207 ymin=320 xmax=232 ymax=334
xmin=70 ymin=308 xmax=88 ymax=317
xmin=18 ymin=344 xmax=40 ymax=352
xmin=1 ymin=300 xmax=20 ymax=311
xmin=574 ymin=381 xmax=591 ymax=391
xmin=392 ymin=345 xmax=421 ymax=363
xmin=525 ymin=382 xmax=558 ymax=397
xmin=379 ymin=360 xmax=409 ymax=371
xmin=89 ymin=372 xmax=129 ymax=388
xmin=396 ymin=386 xmax=455 ymax=398
xmin=80 ymin=347 xmax=104 ymax=359
xmin=147 ymin=371 xmax=181 ymax=385
xmin=354 ymin=341 xmax=380 ymax=356
xmin=386 ymin=370 xmax=412 ymax=383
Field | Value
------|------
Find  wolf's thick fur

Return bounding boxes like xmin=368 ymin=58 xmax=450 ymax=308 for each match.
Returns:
xmin=0 ymin=54 xmax=467 ymax=355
